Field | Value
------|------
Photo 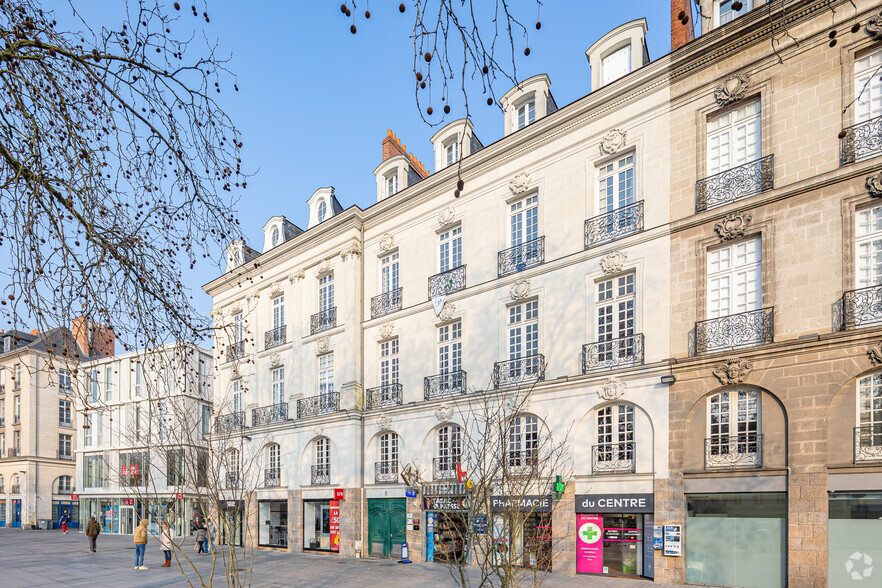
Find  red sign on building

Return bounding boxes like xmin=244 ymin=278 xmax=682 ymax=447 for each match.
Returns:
xmin=334 ymin=488 xmax=344 ymax=501
xmin=129 ymin=464 xmax=139 ymax=477
xmin=121 ymin=464 xmax=128 ymax=477
xmin=175 ymin=492 xmax=183 ymax=500
xmin=329 ymin=500 xmax=340 ymax=552
xmin=124 ymin=499 xmax=134 ymax=506
xmin=71 ymin=494 xmax=79 ymax=500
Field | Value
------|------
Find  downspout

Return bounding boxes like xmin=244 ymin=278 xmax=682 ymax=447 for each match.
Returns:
xmin=359 ymin=224 xmax=366 ymax=557
xmin=34 ymin=354 xmax=39 ymax=528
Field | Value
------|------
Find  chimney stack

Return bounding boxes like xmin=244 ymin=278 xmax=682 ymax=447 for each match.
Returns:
xmin=72 ymin=316 xmax=116 ymax=358
xmin=671 ymin=0 xmax=695 ymax=52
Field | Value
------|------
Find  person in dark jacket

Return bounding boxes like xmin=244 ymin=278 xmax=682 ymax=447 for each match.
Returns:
xmin=195 ymin=524 xmax=209 ymax=555
xmin=85 ymin=516 xmax=101 ymax=552
xmin=60 ymin=513 xmax=69 ymax=534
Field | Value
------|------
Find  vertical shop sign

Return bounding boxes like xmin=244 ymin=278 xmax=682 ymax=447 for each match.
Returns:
xmin=426 ymin=512 xmax=434 ymax=562
xmin=643 ymin=514 xmax=655 ymax=579
xmin=329 ymin=500 xmax=340 ymax=552
xmin=663 ymin=524 xmax=682 ymax=556
xmin=576 ymin=514 xmax=603 ymax=574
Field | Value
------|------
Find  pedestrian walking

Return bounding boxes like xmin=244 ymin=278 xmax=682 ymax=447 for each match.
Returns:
xmin=85 ymin=516 xmax=100 ymax=553
xmin=195 ymin=524 xmax=208 ymax=555
xmin=60 ymin=513 xmax=69 ymax=534
xmin=207 ymin=519 xmax=216 ymax=553
xmin=160 ymin=522 xmax=172 ymax=567
xmin=134 ymin=518 xmax=149 ymax=570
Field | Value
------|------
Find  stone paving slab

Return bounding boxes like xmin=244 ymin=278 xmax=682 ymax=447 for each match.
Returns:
xmin=0 ymin=528 xmax=675 ymax=587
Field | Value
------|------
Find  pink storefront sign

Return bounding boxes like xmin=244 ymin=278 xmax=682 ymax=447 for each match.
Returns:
xmin=576 ymin=514 xmax=604 ymax=574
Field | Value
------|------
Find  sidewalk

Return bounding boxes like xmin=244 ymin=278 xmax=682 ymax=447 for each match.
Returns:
xmin=0 ymin=528 xmax=675 ymax=587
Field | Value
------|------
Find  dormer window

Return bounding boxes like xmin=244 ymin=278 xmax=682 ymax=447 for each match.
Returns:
xmin=601 ymin=44 xmax=631 ymax=86
xmin=718 ymin=0 xmax=753 ymax=26
xmin=3 ymin=336 xmax=10 ymax=352
xmin=386 ymin=174 xmax=399 ymax=198
xmin=271 ymin=227 xmax=280 ymax=248
xmin=318 ymin=200 xmax=327 ymax=223
xmin=516 ymin=100 xmax=536 ymax=130
xmin=445 ymin=141 xmax=459 ymax=166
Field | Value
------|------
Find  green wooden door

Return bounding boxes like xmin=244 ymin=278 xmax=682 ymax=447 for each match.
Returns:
xmin=368 ymin=499 xmax=407 ymax=557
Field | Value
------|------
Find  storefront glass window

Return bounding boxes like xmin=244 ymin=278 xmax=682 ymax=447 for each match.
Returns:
xmin=259 ymin=500 xmax=288 ymax=548
xmin=303 ymin=500 xmax=332 ymax=551
xmin=828 ymin=492 xmax=882 ymax=586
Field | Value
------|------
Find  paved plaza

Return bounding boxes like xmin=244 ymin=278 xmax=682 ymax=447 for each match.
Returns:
xmin=0 ymin=528 xmax=675 ymax=587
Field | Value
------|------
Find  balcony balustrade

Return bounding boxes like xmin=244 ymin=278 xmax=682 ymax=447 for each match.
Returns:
xmin=582 ymin=334 xmax=644 ymax=374
xmin=838 ymin=285 xmax=882 ymax=331
xmin=374 ymin=460 xmax=400 ymax=484
xmin=840 ymin=115 xmax=882 ymax=165
xmin=705 ymin=433 xmax=763 ymax=469
xmin=11 ymin=484 xmax=21 ymax=493
xmin=311 ymin=464 xmax=330 ymax=485
xmin=592 ymin=442 xmax=635 ymax=474
xmin=251 ymin=403 xmax=288 ymax=427
xmin=493 ymin=355 xmax=545 ymax=389
xmin=424 ymin=370 xmax=468 ymax=401
xmin=498 ymin=237 xmax=545 ymax=277
xmin=215 ymin=411 xmax=245 ymax=433
xmin=57 ymin=451 xmax=73 ymax=461
xmin=225 ymin=472 xmax=240 ymax=489
xmin=264 ymin=326 xmax=287 ymax=350
xmin=264 ymin=468 xmax=281 ymax=487
xmin=297 ymin=391 xmax=339 ymax=418
xmin=854 ymin=425 xmax=882 ymax=463
xmin=505 ymin=450 xmax=539 ymax=475
xmin=365 ymin=383 xmax=402 ymax=410
xmin=694 ymin=307 xmax=774 ymax=355
xmin=371 ymin=288 xmax=403 ymax=319
xmin=695 ymin=155 xmax=774 ymax=212
xmin=428 ymin=265 xmax=466 ymax=299
xmin=310 ymin=308 xmax=337 ymax=334
xmin=432 ymin=456 xmax=458 ymax=481
xmin=584 ymin=201 xmax=644 ymax=249
xmin=226 ymin=341 xmax=245 ymax=362
xmin=6 ymin=448 xmax=19 ymax=458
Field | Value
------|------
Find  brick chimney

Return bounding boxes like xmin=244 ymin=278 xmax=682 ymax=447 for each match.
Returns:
xmin=671 ymin=0 xmax=695 ymax=51
xmin=381 ymin=130 xmax=428 ymax=179
xmin=72 ymin=316 xmax=115 ymax=358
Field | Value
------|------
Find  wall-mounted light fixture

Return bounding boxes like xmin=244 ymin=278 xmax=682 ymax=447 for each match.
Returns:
xmin=660 ymin=375 xmax=676 ymax=385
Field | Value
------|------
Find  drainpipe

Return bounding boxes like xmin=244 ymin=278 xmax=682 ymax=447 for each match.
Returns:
xmin=359 ymin=224 xmax=366 ymax=556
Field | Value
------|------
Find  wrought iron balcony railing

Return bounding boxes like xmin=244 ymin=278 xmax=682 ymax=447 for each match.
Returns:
xmin=375 ymin=460 xmax=400 ymax=484
xmin=584 ymin=201 xmax=644 ymax=249
xmin=0 ymin=417 xmax=4 ymax=426
xmin=57 ymin=451 xmax=73 ymax=461
xmin=433 ymin=456 xmax=458 ymax=481
xmin=7 ymin=447 xmax=20 ymax=458
xmin=371 ymin=288 xmax=403 ymax=319
xmin=225 ymin=472 xmax=240 ymax=489
xmin=854 ymin=425 xmax=882 ymax=463
xmin=694 ymin=307 xmax=774 ymax=355
xmin=365 ymin=383 xmax=402 ymax=410
xmin=840 ymin=115 xmax=882 ymax=166
xmin=310 ymin=307 xmax=337 ymax=334
xmin=10 ymin=485 xmax=21 ymax=493
xmin=226 ymin=340 xmax=245 ymax=362
xmin=493 ymin=354 xmax=546 ymax=389
xmin=424 ymin=370 xmax=468 ymax=401
xmin=582 ymin=334 xmax=645 ymax=374
xmin=297 ymin=391 xmax=339 ymax=418
xmin=506 ymin=450 xmax=539 ymax=475
xmin=592 ymin=441 xmax=635 ymax=474
xmin=252 ymin=403 xmax=288 ymax=427
xmin=215 ymin=411 xmax=245 ymax=433
xmin=498 ymin=237 xmax=545 ymax=277
xmin=838 ymin=285 xmax=882 ymax=331
xmin=705 ymin=433 xmax=763 ymax=469
xmin=264 ymin=468 xmax=281 ymax=487
xmin=695 ymin=155 xmax=774 ymax=212
xmin=311 ymin=464 xmax=330 ymax=485
xmin=264 ymin=326 xmax=287 ymax=350
xmin=428 ymin=265 xmax=466 ymax=299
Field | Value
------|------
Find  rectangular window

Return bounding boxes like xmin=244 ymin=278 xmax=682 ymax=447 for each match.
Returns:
xmin=708 ymin=98 xmax=761 ymax=176
xmin=133 ymin=362 xmax=142 ymax=397
xmin=273 ymin=295 xmax=285 ymax=330
xmin=13 ymin=364 xmax=20 ymax=388
xmin=13 ymin=429 xmax=20 ymax=451
xmin=707 ymin=236 xmax=761 ymax=319
xmin=381 ymin=252 xmax=400 ymax=293
xmin=319 ymin=273 xmax=335 ymax=312
xmin=120 ymin=452 xmax=147 ymax=487
xmin=201 ymin=404 xmax=211 ymax=437
xmin=319 ymin=353 xmax=334 ymax=398
xmin=856 ymin=203 xmax=882 ymax=290
xmin=596 ymin=273 xmax=636 ymax=350
xmin=386 ymin=174 xmax=399 ymax=197
xmin=510 ymin=195 xmax=539 ymax=247
xmin=828 ymin=492 xmax=882 ymax=586
xmin=516 ymin=100 xmax=536 ymax=130
xmin=233 ymin=379 xmax=243 ymax=414
xmin=509 ymin=300 xmax=539 ymax=360
xmin=855 ymin=48 xmax=882 ymax=124
xmin=58 ymin=369 xmax=71 ymax=392
xmin=89 ymin=369 xmax=99 ymax=402
xmin=438 ymin=321 xmax=463 ymax=374
xmin=379 ymin=339 xmax=399 ymax=385
xmin=718 ymin=0 xmax=755 ymax=25
xmin=601 ymin=43 xmax=631 ymax=85
xmin=58 ymin=399 xmax=72 ymax=427
xmin=14 ymin=395 xmax=20 ymax=423
xmin=598 ymin=153 xmax=635 ymax=214
xmin=272 ymin=367 xmax=285 ymax=406
xmin=858 ymin=374 xmax=882 ymax=452
xmin=445 ymin=141 xmax=459 ymax=166
xmin=96 ymin=412 xmax=104 ymax=445
xmin=315 ymin=437 xmax=330 ymax=468
xmin=233 ymin=312 xmax=244 ymax=343
xmin=58 ymin=434 xmax=72 ymax=459
xmin=84 ymin=414 xmax=92 ymax=446
xmin=439 ymin=226 xmax=463 ymax=273
xmin=0 ymin=433 xmax=5 ymax=456
xmin=198 ymin=357 xmax=207 ymax=395
xmin=167 ymin=449 xmax=185 ymax=487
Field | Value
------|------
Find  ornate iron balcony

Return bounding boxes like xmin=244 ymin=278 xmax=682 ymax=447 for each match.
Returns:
xmin=311 ymin=464 xmax=330 ymax=485
xmin=365 ymin=383 xmax=402 ymax=410
xmin=838 ymin=285 xmax=882 ymax=331
xmin=854 ymin=425 xmax=882 ymax=463
xmin=506 ymin=450 xmax=539 ymax=475
xmin=582 ymin=334 xmax=645 ymax=374
xmin=433 ymin=456 xmax=458 ymax=481
xmin=226 ymin=340 xmax=245 ymax=362
xmin=264 ymin=326 xmax=287 ymax=350
xmin=694 ymin=307 xmax=774 ymax=355
xmin=375 ymin=460 xmax=400 ymax=484
xmin=428 ymin=265 xmax=466 ymax=299
xmin=695 ymin=155 xmax=774 ymax=212
xmin=252 ymin=403 xmax=288 ymax=427
xmin=584 ymin=201 xmax=644 ymax=249
xmin=310 ymin=307 xmax=337 ymax=334
xmin=215 ymin=411 xmax=245 ymax=433
xmin=371 ymin=288 xmax=403 ymax=319
xmin=424 ymin=370 xmax=468 ymax=401
xmin=225 ymin=472 xmax=240 ymax=489
xmin=297 ymin=391 xmax=339 ymax=418
xmin=705 ymin=433 xmax=762 ymax=469
xmin=493 ymin=354 xmax=546 ymax=389
xmin=264 ymin=468 xmax=281 ymax=487
xmin=11 ymin=485 xmax=21 ymax=493
xmin=498 ymin=237 xmax=545 ymax=277
xmin=840 ymin=115 xmax=882 ymax=165
xmin=592 ymin=442 xmax=635 ymax=474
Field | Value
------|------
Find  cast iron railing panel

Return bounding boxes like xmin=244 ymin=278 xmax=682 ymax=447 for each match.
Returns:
xmin=498 ymin=237 xmax=545 ymax=277
xmin=584 ymin=201 xmax=644 ymax=249
xmin=505 ymin=450 xmax=539 ymax=476
xmin=840 ymin=115 xmax=882 ymax=165
xmin=428 ymin=265 xmax=466 ymax=299
xmin=424 ymin=370 xmax=468 ymax=400
xmin=855 ymin=425 xmax=882 ymax=462
xmin=371 ymin=288 xmax=403 ymax=319
xmin=592 ymin=442 xmax=635 ymax=474
xmin=582 ymin=334 xmax=645 ymax=373
xmin=311 ymin=464 xmax=330 ymax=485
xmin=264 ymin=468 xmax=281 ymax=487
xmin=251 ymin=403 xmax=288 ymax=427
xmin=297 ymin=392 xmax=339 ymax=418
xmin=433 ymin=456 xmax=458 ymax=481
xmin=705 ymin=433 xmax=763 ymax=469
xmin=694 ymin=307 xmax=774 ymax=355
xmin=215 ymin=411 xmax=245 ymax=433
xmin=310 ymin=308 xmax=337 ymax=334
xmin=225 ymin=472 xmax=240 ymax=489
xmin=264 ymin=326 xmax=287 ymax=350
xmin=695 ymin=155 xmax=774 ymax=212
xmin=226 ymin=341 xmax=245 ymax=362
xmin=365 ymin=383 xmax=403 ymax=410
xmin=839 ymin=285 xmax=882 ymax=330
xmin=7 ymin=448 xmax=20 ymax=458
xmin=375 ymin=460 xmax=400 ymax=484
xmin=493 ymin=355 xmax=546 ymax=389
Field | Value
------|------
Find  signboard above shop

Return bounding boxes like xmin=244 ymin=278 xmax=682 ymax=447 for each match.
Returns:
xmin=575 ymin=493 xmax=654 ymax=514
xmin=489 ymin=495 xmax=552 ymax=513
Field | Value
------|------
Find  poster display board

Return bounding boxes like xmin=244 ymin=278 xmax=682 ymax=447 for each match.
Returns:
xmin=576 ymin=514 xmax=604 ymax=574
xmin=663 ymin=524 xmax=682 ymax=556
xmin=329 ymin=500 xmax=340 ymax=552
xmin=426 ymin=512 xmax=434 ymax=562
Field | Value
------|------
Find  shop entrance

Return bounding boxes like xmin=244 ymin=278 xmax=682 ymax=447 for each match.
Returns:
xmin=10 ymin=499 xmax=21 ymax=528
xmin=258 ymin=500 xmax=288 ymax=548
xmin=601 ymin=513 xmax=642 ymax=576
xmin=427 ymin=511 xmax=467 ymax=564
xmin=367 ymin=498 xmax=406 ymax=558
xmin=120 ymin=506 xmax=135 ymax=535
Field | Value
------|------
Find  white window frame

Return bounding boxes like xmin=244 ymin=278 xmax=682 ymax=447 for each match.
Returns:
xmin=438 ymin=321 xmax=463 ymax=374
xmin=857 ymin=373 xmax=882 ymax=457
xmin=268 ymin=443 xmax=280 ymax=471
xmin=380 ymin=252 xmax=399 ymax=294
xmin=508 ymin=300 xmax=539 ymax=360
xmin=379 ymin=431 xmax=399 ymax=464
xmin=271 ymin=367 xmax=285 ymax=406
xmin=445 ymin=140 xmax=459 ymax=167
xmin=509 ymin=194 xmax=539 ymax=247
xmin=233 ymin=379 xmax=243 ymax=414
xmin=716 ymin=0 xmax=755 ymax=27
xmin=515 ymin=99 xmax=536 ymax=130
xmin=317 ymin=199 xmax=328 ymax=223
xmin=315 ymin=437 xmax=330 ymax=468
xmin=386 ymin=173 xmax=399 ymax=198
xmin=271 ymin=226 xmax=280 ymax=248
xmin=437 ymin=425 xmax=461 ymax=465
xmin=319 ymin=273 xmax=334 ymax=312
xmin=439 ymin=226 xmax=463 ymax=273
xmin=855 ymin=47 xmax=882 ymax=125
xmin=508 ymin=415 xmax=539 ymax=467
xmin=58 ymin=369 xmax=71 ymax=392
xmin=379 ymin=339 xmax=399 ymax=386
xmin=707 ymin=98 xmax=761 ymax=176
xmin=58 ymin=399 xmax=72 ymax=427
xmin=707 ymin=236 xmax=761 ymax=319
xmin=707 ymin=390 xmax=761 ymax=464
xmin=133 ymin=362 xmax=142 ymax=397
xmin=598 ymin=153 xmax=636 ymax=214
xmin=856 ymin=203 xmax=882 ymax=293
xmin=595 ymin=404 xmax=634 ymax=465
xmin=273 ymin=295 xmax=285 ymax=331
xmin=319 ymin=353 xmax=334 ymax=399
xmin=233 ymin=312 xmax=244 ymax=343
xmin=601 ymin=43 xmax=631 ymax=86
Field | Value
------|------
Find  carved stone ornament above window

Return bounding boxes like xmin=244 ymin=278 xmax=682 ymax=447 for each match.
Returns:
xmin=378 ymin=413 xmax=390 ymax=431
xmin=270 ymin=353 xmax=281 ymax=367
xmin=713 ymin=73 xmax=750 ymax=106
xmin=313 ymin=425 xmax=324 ymax=438
xmin=316 ymin=336 xmax=330 ymax=354
xmin=600 ymin=250 xmax=628 ymax=275
xmin=438 ymin=303 xmax=456 ymax=321
xmin=597 ymin=377 xmax=626 ymax=400
xmin=231 ymin=365 xmax=240 ymax=378
xmin=438 ymin=204 xmax=456 ymax=227
xmin=712 ymin=357 xmax=754 ymax=384
xmin=868 ymin=341 xmax=882 ymax=366
xmin=269 ymin=281 xmax=284 ymax=298
xmin=379 ymin=233 xmax=395 ymax=252
xmin=714 ymin=212 xmax=753 ymax=241
xmin=867 ymin=171 xmax=882 ymax=198
xmin=379 ymin=322 xmax=395 ymax=339
xmin=229 ymin=304 xmax=242 ymax=316
xmin=315 ymin=259 xmax=332 ymax=277
xmin=435 ymin=404 xmax=453 ymax=422
xmin=510 ymin=280 xmax=532 ymax=300
xmin=340 ymin=241 xmax=361 ymax=261
xmin=289 ymin=269 xmax=305 ymax=283
xmin=509 ymin=172 xmax=532 ymax=196
xmin=599 ymin=128 xmax=627 ymax=156
xmin=866 ymin=9 xmax=882 ymax=40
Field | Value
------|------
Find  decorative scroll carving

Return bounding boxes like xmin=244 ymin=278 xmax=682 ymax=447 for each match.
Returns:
xmin=315 ymin=259 xmax=332 ymax=277
xmin=379 ymin=322 xmax=395 ymax=339
xmin=866 ymin=9 xmax=882 ymax=40
xmin=316 ymin=336 xmax=330 ymax=354
xmin=438 ymin=303 xmax=456 ymax=321
xmin=270 ymin=353 xmax=281 ymax=367
xmin=379 ymin=233 xmax=395 ymax=252
xmin=289 ymin=269 xmax=305 ymax=283
xmin=868 ymin=341 xmax=882 ymax=366
xmin=435 ymin=405 xmax=453 ymax=422
xmin=378 ymin=413 xmax=390 ymax=431
xmin=714 ymin=73 xmax=750 ymax=106
xmin=509 ymin=280 xmax=532 ymax=300
xmin=509 ymin=172 xmax=531 ymax=196
xmin=340 ymin=241 xmax=361 ymax=261
xmin=438 ymin=205 xmax=456 ymax=227
xmin=714 ymin=212 xmax=753 ymax=241
xmin=599 ymin=128 xmax=627 ymax=155
xmin=600 ymin=250 xmax=628 ymax=275
xmin=712 ymin=357 xmax=754 ymax=384
xmin=313 ymin=425 xmax=324 ymax=437
xmin=597 ymin=377 xmax=626 ymax=400
xmin=269 ymin=281 xmax=284 ymax=298
xmin=867 ymin=171 xmax=882 ymax=198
